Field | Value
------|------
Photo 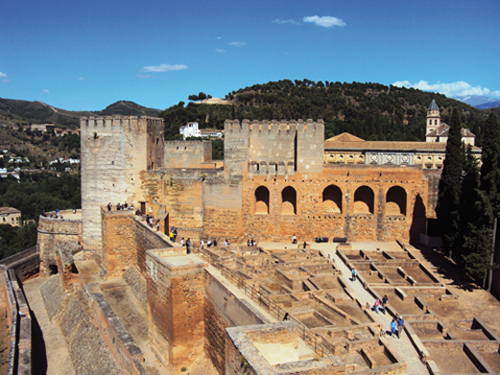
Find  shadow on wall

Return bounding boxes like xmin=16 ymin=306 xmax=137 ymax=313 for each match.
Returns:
xmin=31 ymin=309 xmax=48 ymax=375
xmin=409 ymin=194 xmax=426 ymax=245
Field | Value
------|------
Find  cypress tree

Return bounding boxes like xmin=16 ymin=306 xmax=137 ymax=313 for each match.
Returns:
xmin=436 ymin=108 xmax=463 ymax=259
xmin=480 ymin=113 xmax=500 ymax=217
xmin=457 ymin=145 xmax=480 ymax=265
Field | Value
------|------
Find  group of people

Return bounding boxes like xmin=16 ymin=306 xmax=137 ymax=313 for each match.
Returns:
xmin=372 ymin=295 xmax=388 ymax=314
xmin=247 ymin=239 xmax=256 ymax=247
xmin=200 ymin=238 xmax=218 ymax=248
xmin=107 ymin=202 xmax=132 ymax=211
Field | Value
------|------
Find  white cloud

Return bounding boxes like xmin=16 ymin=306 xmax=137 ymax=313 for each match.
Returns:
xmin=141 ymin=64 xmax=187 ymax=72
xmin=303 ymin=15 xmax=346 ymax=28
xmin=392 ymin=80 xmax=500 ymax=98
xmin=78 ymin=77 xmax=84 ymax=81
xmin=43 ymin=89 xmax=49 ymax=93
xmin=0 ymin=72 xmax=6 ymax=78
xmin=273 ymin=19 xmax=301 ymax=26
xmin=228 ymin=41 xmax=246 ymax=47
xmin=215 ymin=48 xmax=226 ymax=53
xmin=216 ymin=36 xmax=222 ymax=40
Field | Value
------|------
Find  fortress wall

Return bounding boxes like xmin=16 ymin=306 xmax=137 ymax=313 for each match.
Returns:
xmin=102 ymin=208 xmax=136 ymax=279
xmin=40 ymin=275 xmax=66 ymax=321
xmin=296 ymin=119 xmax=324 ymax=173
xmin=80 ymin=116 xmax=162 ymax=254
xmin=123 ymin=266 xmax=147 ymax=311
xmin=59 ymin=295 xmax=122 ymax=375
xmin=164 ymin=141 xmax=212 ymax=168
xmin=37 ymin=212 xmax=82 ymax=275
xmin=0 ymin=247 xmax=39 ymax=282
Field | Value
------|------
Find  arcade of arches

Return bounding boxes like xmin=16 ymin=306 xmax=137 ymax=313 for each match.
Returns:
xmin=253 ymin=184 xmax=408 ymax=217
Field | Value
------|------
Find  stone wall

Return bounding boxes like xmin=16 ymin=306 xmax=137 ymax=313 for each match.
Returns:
xmin=40 ymin=275 xmax=66 ymax=321
xmin=123 ymin=266 xmax=147 ymax=311
xmin=0 ymin=247 xmax=39 ymax=282
xmin=80 ymin=116 xmax=163 ymax=254
xmin=102 ymin=208 xmax=135 ymax=279
xmin=164 ymin=140 xmax=212 ymax=168
xmin=146 ymin=251 xmax=206 ymax=373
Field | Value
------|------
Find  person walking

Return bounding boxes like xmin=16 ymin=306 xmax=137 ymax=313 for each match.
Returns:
xmin=381 ymin=295 xmax=388 ymax=314
xmin=390 ymin=319 xmax=397 ymax=337
xmin=373 ymin=298 xmax=380 ymax=314
xmin=397 ymin=316 xmax=404 ymax=339
xmin=292 ymin=234 xmax=297 ymax=244
xmin=156 ymin=220 xmax=160 ymax=231
xmin=351 ymin=267 xmax=357 ymax=281
xmin=186 ymin=238 xmax=191 ymax=254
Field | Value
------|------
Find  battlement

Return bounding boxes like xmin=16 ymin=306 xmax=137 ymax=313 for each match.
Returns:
xmin=80 ymin=116 xmax=163 ymax=135
xmin=224 ymin=119 xmax=324 ymax=135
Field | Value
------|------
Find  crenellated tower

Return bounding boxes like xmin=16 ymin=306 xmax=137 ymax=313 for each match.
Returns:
xmin=80 ymin=116 xmax=164 ymax=256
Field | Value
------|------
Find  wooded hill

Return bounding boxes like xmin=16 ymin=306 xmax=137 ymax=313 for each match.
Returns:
xmin=160 ymin=80 xmax=488 ymax=146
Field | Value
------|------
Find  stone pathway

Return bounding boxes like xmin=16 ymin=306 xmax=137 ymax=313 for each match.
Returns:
xmin=23 ymin=277 xmax=76 ymax=375
xmin=316 ymin=243 xmax=430 ymax=375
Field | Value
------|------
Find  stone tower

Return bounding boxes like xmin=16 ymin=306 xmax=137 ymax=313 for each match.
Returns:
xmin=426 ymin=99 xmax=441 ymax=135
xmin=80 ymin=116 xmax=164 ymax=257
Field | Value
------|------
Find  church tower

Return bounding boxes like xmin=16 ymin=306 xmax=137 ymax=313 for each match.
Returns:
xmin=426 ymin=99 xmax=441 ymax=135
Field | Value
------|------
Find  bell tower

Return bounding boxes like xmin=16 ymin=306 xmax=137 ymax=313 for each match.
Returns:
xmin=426 ymin=99 xmax=441 ymax=135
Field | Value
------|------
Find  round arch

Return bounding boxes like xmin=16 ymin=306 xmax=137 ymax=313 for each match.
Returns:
xmin=281 ymin=186 xmax=297 ymax=215
xmin=354 ymin=186 xmax=374 ymax=214
xmin=322 ymin=185 xmax=342 ymax=213
xmin=255 ymin=186 xmax=270 ymax=214
xmin=386 ymin=186 xmax=407 ymax=216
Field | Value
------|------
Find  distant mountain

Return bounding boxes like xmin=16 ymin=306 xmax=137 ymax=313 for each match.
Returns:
xmin=0 ymin=98 xmax=161 ymax=128
xmin=453 ymin=95 xmax=500 ymax=109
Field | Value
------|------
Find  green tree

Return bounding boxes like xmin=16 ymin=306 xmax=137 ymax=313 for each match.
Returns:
xmin=436 ymin=108 xmax=463 ymax=259
xmin=480 ymin=113 xmax=500 ymax=216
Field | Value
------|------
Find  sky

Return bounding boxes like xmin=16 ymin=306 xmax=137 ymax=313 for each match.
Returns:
xmin=1 ymin=0 xmax=500 ymax=111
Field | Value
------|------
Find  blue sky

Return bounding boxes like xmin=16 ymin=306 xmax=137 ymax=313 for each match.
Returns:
xmin=1 ymin=0 xmax=499 ymax=111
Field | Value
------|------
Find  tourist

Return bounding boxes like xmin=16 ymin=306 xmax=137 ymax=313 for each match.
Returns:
xmin=373 ymin=298 xmax=380 ymax=314
xmin=73 ymin=207 xmax=76 ymax=214
xmin=200 ymin=239 xmax=204 ymax=249
xmin=124 ymin=202 xmax=128 ymax=209
xmin=207 ymin=239 xmax=212 ymax=247
xmin=186 ymin=238 xmax=191 ymax=254
xmin=292 ymin=234 xmax=297 ymax=244
xmin=303 ymin=241 xmax=307 ymax=250
xmin=381 ymin=295 xmax=388 ymax=314
xmin=224 ymin=239 xmax=228 ymax=247
xmin=169 ymin=229 xmax=174 ymax=242
xmin=156 ymin=220 xmax=160 ymax=231
xmin=117 ymin=203 xmax=121 ymax=211
xmin=390 ymin=319 xmax=397 ymax=337
xmin=351 ymin=267 xmax=357 ymax=282
xmin=173 ymin=228 xmax=177 ymax=242
xmin=213 ymin=238 xmax=217 ymax=247
xmin=180 ymin=238 xmax=185 ymax=246
xmin=251 ymin=239 xmax=255 ymax=247
xmin=247 ymin=239 xmax=251 ymax=247
xmin=397 ymin=316 xmax=404 ymax=339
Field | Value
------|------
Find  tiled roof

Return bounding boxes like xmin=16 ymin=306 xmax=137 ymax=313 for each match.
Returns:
xmin=426 ymin=124 xmax=476 ymax=138
xmin=0 ymin=207 xmax=20 ymax=215
xmin=324 ymin=139 xmax=481 ymax=152
xmin=325 ymin=132 xmax=366 ymax=142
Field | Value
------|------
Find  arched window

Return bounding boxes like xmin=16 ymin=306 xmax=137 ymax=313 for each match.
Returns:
xmin=281 ymin=186 xmax=297 ymax=215
xmin=255 ymin=186 xmax=270 ymax=214
xmin=322 ymin=185 xmax=342 ymax=213
xmin=386 ymin=186 xmax=407 ymax=215
xmin=354 ymin=186 xmax=374 ymax=214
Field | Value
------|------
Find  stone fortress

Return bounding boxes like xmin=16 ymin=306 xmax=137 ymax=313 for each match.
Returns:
xmin=1 ymin=101 xmax=500 ymax=375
